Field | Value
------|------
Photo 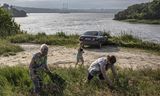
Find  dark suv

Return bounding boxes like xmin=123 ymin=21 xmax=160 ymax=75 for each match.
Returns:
xmin=79 ymin=31 xmax=107 ymax=48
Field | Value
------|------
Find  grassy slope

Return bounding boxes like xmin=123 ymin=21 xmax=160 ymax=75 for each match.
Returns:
xmin=0 ymin=66 xmax=159 ymax=96
xmin=0 ymin=40 xmax=23 ymax=56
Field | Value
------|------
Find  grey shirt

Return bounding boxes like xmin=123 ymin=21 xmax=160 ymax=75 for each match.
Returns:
xmin=88 ymin=57 xmax=107 ymax=75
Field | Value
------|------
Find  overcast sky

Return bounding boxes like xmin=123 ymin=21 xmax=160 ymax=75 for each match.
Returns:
xmin=0 ymin=0 xmax=152 ymax=9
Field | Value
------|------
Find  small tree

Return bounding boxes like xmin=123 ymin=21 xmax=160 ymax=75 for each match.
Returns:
xmin=0 ymin=7 xmax=21 ymax=37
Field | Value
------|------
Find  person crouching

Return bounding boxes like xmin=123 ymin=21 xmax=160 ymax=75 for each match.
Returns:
xmin=87 ymin=55 xmax=118 ymax=88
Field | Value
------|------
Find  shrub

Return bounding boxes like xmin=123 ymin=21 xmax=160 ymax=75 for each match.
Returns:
xmin=0 ymin=8 xmax=21 ymax=37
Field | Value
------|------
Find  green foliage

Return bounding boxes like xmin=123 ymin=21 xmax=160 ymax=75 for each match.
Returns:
xmin=114 ymin=0 xmax=160 ymax=20
xmin=7 ymin=33 xmax=34 ymax=43
xmin=0 ymin=66 xmax=31 ymax=96
xmin=2 ymin=3 xmax=27 ymax=17
xmin=7 ymin=32 xmax=160 ymax=53
xmin=108 ymin=33 xmax=160 ymax=54
xmin=0 ymin=8 xmax=22 ymax=37
xmin=115 ymin=67 xmax=160 ymax=96
xmin=0 ymin=66 xmax=159 ymax=96
xmin=0 ymin=40 xmax=23 ymax=55
xmin=7 ymin=32 xmax=79 ymax=47
xmin=102 ymin=31 xmax=111 ymax=38
xmin=0 ymin=11 xmax=23 ymax=55
xmin=55 ymin=32 xmax=67 ymax=38
xmin=123 ymin=19 xmax=160 ymax=24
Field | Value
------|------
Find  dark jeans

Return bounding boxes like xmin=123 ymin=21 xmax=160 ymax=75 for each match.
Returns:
xmin=87 ymin=73 xmax=105 ymax=81
xmin=32 ymin=76 xmax=43 ymax=94
xmin=30 ymin=69 xmax=43 ymax=94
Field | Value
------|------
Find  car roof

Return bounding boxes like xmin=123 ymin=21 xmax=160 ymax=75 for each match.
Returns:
xmin=83 ymin=31 xmax=102 ymax=36
xmin=85 ymin=31 xmax=101 ymax=33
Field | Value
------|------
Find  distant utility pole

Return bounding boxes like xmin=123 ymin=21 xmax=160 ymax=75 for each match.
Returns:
xmin=61 ymin=0 xmax=69 ymax=10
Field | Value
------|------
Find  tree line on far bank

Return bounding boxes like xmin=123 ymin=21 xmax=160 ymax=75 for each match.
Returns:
xmin=114 ymin=0 xmax=160 ymax=20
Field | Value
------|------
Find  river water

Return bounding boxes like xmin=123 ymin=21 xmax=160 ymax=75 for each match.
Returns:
xmin=14 ymin=13 xmax=160 ymax=43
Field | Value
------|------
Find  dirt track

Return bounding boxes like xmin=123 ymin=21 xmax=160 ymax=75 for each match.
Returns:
xmin=0 ymin=43 xmax=160 ymax=69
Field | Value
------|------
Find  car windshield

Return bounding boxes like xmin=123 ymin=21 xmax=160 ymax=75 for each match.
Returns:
xmin=83 ymin=31 xmax=99 ymax=36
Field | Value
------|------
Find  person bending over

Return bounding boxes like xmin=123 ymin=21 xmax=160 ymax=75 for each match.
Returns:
xmin=87 ymin=55 xmax=118 ymax=88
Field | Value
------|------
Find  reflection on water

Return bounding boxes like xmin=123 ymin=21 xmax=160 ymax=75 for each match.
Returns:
xmin=14 ymin=13 xmax=160 ymax=43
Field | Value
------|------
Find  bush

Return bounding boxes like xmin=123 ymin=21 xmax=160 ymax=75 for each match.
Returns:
xmin=0 ymin=8 xmax=22 ymax=37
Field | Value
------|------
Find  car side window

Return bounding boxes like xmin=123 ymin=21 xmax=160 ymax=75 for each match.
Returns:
xmin=95 ymin=32 xmax=98 ymax=36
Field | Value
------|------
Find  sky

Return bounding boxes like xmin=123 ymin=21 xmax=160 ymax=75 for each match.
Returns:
xmin=0 ymin=0 xmax=152 ymax=9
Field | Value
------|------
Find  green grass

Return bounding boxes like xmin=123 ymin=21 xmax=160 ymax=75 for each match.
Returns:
xmin=5 ymin=32 xmax=160 ymax=54
xmin=7 ymin=32 xmax=79 ymax=47
xmin=0 ymin=66 xmax=159 ymax=96
xmin=0 ymin=40 xmax=23 ymax=55
xmin=108 ymin=34 xmax=160 ymax=54
xmin=0 ymin=32 xmax=79 ymax=55
xmin=122 ymin=19 xmax=160 ymax=24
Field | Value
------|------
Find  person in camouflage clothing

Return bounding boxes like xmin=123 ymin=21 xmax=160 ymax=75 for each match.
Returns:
xmin=29 ymin=44 xmax=52 ymax=96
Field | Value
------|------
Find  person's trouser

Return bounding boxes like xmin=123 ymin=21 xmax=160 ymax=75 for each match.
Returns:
xmin=32 ymin=76 xmax=43 ymax=94
xmin=87 ymin=72 xmax=105 ymax=81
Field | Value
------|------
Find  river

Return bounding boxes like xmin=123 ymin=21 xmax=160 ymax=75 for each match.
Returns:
xmin=14 ymin=13 xmax=160 ymax=43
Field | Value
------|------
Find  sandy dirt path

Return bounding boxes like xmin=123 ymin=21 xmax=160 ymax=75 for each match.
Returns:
xmin=0 ymin=43 xmax=160 ymax=69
